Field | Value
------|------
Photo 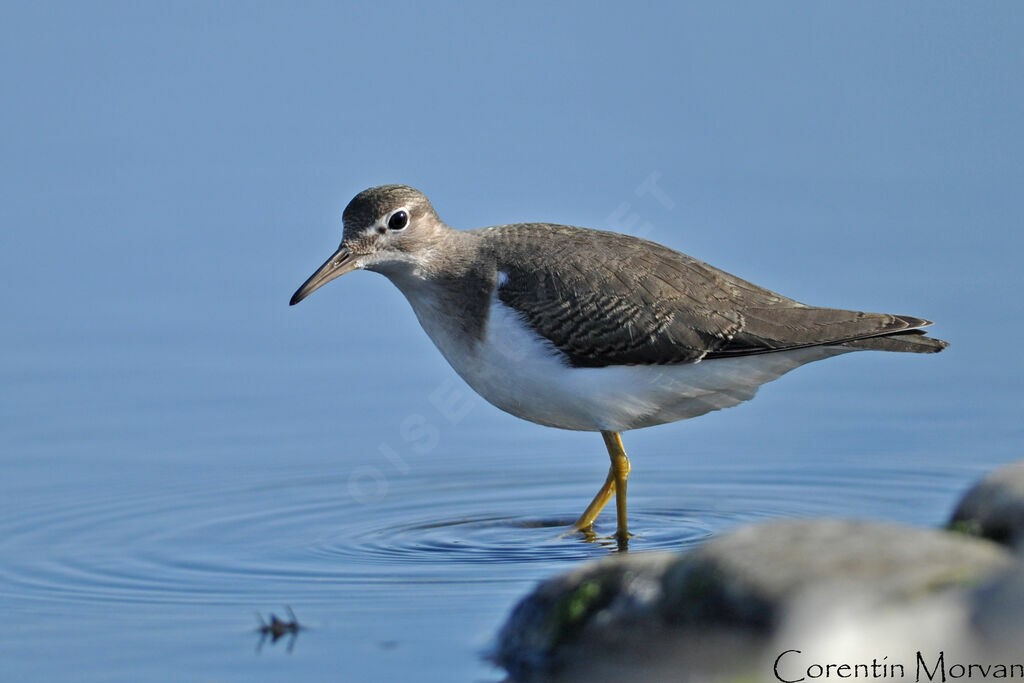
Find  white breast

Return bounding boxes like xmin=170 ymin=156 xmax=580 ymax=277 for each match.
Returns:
xmin=406 ymin=287 xmax=853 ymax=432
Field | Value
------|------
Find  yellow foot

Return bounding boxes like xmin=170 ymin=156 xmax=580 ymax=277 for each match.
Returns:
xmin=569 ymin=431 xmax=633 ymax=541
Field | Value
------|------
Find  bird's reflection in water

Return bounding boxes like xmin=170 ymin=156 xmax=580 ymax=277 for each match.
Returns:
xmin=575 ymin=526 xmax=629 ymax=553
xmin=255 ymin=606 xmax=302 ymax=654
xmin=505 ymin=516 xmax=628 ymax=552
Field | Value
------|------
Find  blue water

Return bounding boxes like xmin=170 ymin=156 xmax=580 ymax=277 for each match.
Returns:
xmin=1 ymin=285 xmax=1016 ymax=680
xmin=2 ymin=3 xmax=1022 ymax=681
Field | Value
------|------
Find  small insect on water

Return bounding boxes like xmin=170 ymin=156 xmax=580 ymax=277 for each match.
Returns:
xmin=255 ymin=605 xmax=303 ymax=653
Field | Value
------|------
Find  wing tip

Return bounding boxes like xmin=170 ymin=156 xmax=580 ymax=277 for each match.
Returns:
xmin=842 ymin=330 xmax=949 ymax=353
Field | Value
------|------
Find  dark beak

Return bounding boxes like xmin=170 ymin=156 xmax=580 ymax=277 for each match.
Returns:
xmin=289 ymin=246 xmax=359 ymax=305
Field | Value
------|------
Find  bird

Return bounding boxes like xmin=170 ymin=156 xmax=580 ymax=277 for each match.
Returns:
xmin=289 ymin=184 xmax=948 ymax=543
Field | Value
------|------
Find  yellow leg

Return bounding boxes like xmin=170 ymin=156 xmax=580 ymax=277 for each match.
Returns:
xmin=571 ymin=431 xmax=632 ymax=540
xmin=602 ymin=431 xmax=632 ymax=541
xmin=572 ymin=467 xmax=616 ymax=532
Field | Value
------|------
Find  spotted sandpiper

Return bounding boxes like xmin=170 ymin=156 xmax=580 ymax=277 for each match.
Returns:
xmin=290 ymin=185 xmax=948 ymax=542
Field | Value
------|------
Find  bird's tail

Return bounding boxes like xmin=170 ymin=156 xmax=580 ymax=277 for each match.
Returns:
xmin=840 ymin=330 xmax=949 ymax=354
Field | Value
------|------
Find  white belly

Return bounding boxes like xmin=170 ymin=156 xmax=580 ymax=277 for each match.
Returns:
xmin=408 ymin=289 xmax=852 ymax=432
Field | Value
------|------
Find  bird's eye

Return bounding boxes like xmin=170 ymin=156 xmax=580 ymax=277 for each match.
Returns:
xmin=387 ymin=210 xmax=409 ymax=231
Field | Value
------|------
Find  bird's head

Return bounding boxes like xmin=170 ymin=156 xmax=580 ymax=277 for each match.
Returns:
xmin=290 ymin=185 xmax=445 ymax=305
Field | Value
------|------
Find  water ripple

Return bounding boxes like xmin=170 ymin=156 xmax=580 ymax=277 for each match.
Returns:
xmin=0 ymin=455 xmax=963 ymax=608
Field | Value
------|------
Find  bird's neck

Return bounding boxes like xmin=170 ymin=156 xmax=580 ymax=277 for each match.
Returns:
xmin=377 ymin=228 xmax=496 ymax=355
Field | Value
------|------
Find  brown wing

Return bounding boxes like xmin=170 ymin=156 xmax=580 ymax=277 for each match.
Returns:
xmin=484 ymin=224 xmax=944 ymax=368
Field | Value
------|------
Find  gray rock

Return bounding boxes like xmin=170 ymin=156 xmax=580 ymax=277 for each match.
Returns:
xmin=661 ymin=519 xmax=1012 ymax=631
xmin=493 ymin=520 xmax=1013 ymax=681
xmin=971 ymin=564 xmax=1024 ymax=653
xmin=950 ymin=461 xmax=1024 ymax=547
xmin=492 ymin=552 xmax=677 ymax=680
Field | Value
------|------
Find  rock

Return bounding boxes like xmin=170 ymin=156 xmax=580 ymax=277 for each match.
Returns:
xmin=775 ymin=586 xmax=976 ymax=681
xmin=493 ymin=520 xmax=1013 ymax=681
xmin=492 ymin=552 xmax=677 ymax=681
xmin=950 ymin=461 xmax=1024 ymax=547
xmin=661 ymin=519 xmax=1012 ymax=631
xmin=971 ymin=563 xmax=1024 ymax=654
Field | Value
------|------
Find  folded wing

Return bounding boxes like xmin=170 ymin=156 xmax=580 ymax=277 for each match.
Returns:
xmin=487 ymin=224 xmax=947 ymax=368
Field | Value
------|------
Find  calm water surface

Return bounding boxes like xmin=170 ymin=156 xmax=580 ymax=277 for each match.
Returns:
xmin=0 ymin=312 xmax=1014 ymax=681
